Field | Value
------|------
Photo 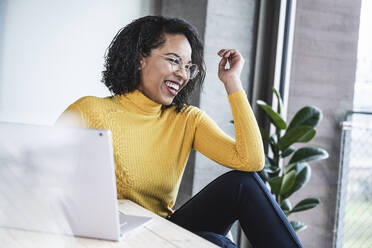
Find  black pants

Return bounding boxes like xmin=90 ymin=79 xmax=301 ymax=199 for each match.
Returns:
xmin=169 ymin=170 xmax=303 ymax=248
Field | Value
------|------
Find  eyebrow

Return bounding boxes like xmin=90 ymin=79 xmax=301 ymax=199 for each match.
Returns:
xmin=164 ymin=52 xmax=192 ymax=63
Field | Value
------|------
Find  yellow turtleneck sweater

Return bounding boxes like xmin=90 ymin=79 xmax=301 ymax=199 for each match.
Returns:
xmin=56 ymin=89 xmax=264 ymax=217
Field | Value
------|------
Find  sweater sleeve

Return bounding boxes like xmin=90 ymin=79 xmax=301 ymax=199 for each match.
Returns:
xmin=192 ymin=90 xmax=265 ymax=171
xmin=54 ymin=101 xmax=87 ymax=128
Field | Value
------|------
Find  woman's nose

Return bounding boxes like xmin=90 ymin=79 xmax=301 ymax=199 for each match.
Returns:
xmin=174 ymin=67 xmax=189 ymax=80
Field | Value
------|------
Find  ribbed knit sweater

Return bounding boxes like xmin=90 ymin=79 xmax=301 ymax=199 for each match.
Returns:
xmin=56 ymin=89 xmax=264 ymax=217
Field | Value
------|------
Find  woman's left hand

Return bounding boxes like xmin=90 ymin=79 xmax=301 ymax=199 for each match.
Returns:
xmin=218 ymin=49 xmax=244 ymax=94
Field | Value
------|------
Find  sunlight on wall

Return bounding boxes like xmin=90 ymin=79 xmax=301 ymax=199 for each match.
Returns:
xmin=354 ymin=0 xmax=372 ymax=111
xmin=0 ymin=0 xmax=154 ymax=125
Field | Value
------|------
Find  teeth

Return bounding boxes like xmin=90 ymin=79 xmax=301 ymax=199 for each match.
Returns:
xmin=165 ymin=81 xmax=180 ymax=91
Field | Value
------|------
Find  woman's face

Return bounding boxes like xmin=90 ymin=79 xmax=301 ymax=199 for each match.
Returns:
xmin=139 ymin=33 xmax=192 ymax=105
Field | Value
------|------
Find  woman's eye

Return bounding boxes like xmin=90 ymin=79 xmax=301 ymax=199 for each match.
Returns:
xmin=185 ymin=64 xmax=195 ymax=71
xmin=167 ymin=58 xmax=180 ymax=65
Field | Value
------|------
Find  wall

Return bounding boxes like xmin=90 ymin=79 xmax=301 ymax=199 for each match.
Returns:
xmin=192 ymin=0 xmax=258 ymax=197
xmin=0 ymin=0 xmax=157 ymax=125
xmin=193 ymin=1 xmax=259 ymax=244
xmin=287 ymin=1 xmax=361 ymax=247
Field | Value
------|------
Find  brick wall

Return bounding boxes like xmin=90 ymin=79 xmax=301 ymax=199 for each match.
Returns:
xmin=287 ymin=1 xmax=361 ymax=247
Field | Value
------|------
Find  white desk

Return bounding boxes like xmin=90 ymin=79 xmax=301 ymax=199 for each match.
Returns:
xmin=0 ymin=200 xmax=218 ymax=247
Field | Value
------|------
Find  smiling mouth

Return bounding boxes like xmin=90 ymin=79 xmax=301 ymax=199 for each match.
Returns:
xmin=164 ymin=80 xmax=181 ymax=96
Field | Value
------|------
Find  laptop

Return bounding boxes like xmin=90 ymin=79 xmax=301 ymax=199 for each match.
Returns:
xmin=0 ymin=121 xmax=151 ymax=241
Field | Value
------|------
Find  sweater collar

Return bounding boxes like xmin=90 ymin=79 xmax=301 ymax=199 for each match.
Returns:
xmin=116 ymin=90 xmax=163 ymax=115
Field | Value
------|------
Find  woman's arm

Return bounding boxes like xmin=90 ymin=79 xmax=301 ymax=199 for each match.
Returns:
xmin=192 ymin=49 xmax=264 ymax=171
xmin=55 ymin=101 xmax=86 ymax=128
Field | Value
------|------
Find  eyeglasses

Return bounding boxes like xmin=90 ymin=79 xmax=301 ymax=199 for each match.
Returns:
xmin=153 ymin=53 xmax=199 ymax=80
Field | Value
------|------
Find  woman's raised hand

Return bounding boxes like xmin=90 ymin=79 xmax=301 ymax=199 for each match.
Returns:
xmin=217 ymin=49 xmax=244 ymax=94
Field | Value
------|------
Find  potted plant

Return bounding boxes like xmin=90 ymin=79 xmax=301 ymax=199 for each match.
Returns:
xmin=256 ymin=88 xmax=329 ymax=232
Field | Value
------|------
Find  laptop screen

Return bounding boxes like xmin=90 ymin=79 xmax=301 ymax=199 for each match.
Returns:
xmin=0 ymin=122 xmax=121 ymax=240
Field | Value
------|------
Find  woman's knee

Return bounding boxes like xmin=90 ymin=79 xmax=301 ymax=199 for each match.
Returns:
xmin=222 ymin=170 xmax=257 ymax=187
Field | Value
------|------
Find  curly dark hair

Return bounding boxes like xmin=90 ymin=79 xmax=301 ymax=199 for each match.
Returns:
xmin=102 ymin=15 xmax=206 ymax=112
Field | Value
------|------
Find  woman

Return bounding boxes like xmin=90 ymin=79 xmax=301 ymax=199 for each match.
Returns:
xmin=57 ymin=16 xmax=302 ymax=247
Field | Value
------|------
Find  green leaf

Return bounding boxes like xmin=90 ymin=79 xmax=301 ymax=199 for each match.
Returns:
xmin=257 ymin=100 xmax=287 ymax=130
xmin=263 ymin=157 xmax=280 ymax=174
xmin=270 ymin=141 xmax=279 ymax=157
xmin=284 ymin=162 xmax=297 ymax=174
xmin=290 ymin=221 xmax=307 ymax=232
xmin=264 ymin=156 xmax=278 ymax=171
xmin=273 ymin=88 xmax=284 ymax=115
xmin=280 ymin=171 xmax=296 ymax=195
xmin=264 ymin=156 xmax=271 ymax=168
xmin=268 ymin=177 xmax=282 ymax=196
xmin=281 ymin=199 xmax=292 ymax=212
xmin=289 ymin=147 xmax=329 ymax=164
xmin=260 ymin=157 xmax=280 ymax=182
xmin=265 ymin=156 xmax=280 ymax=177
xmin=287 ymin=106 xmax=322 ymax=131
xmin=267 ymin=166 xmax=280 ymax=174
xmin=282 ymin=146 xmax=296 ymax=158
xmin=259 ymin=127 xmax=271 ymax=142
xmin=291 ymin=198 xmax=320 ymax=213
xmin=282 ymin=163 xmax=311 ymax=199
xmin=278 ymin=125 xmax=316 ymax=151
